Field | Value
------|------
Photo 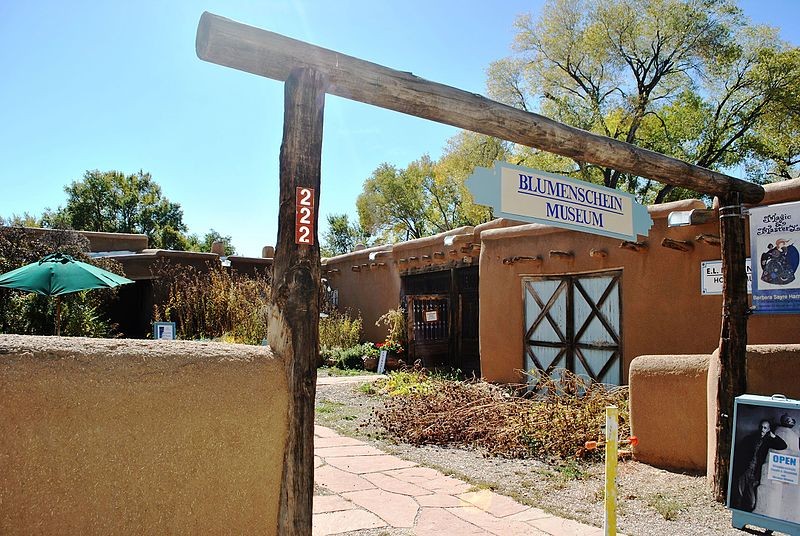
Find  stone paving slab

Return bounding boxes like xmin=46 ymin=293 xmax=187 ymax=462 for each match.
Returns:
xmin=315 ymin=464 xmax=377 ymax=493
xmin=313 ymin=425 xmax=604 ymax=536
xmin=326 ymin=454 xmax=417 ymax=474
xmin=313 ymin=495 xmax=357 ymax=514
xmin=343 ymin=489 xmax=420 ymax=528
xmin=315 ymin=435 xmax=366 ymax=448
xmin=315 ymin=444 xmax=386 ymax=457
xmin=314 ymin=425 xmax=341 ymax=437
xmin=415 ymin=493 xmax=471 ymax=508
xmin=415 ymin=507 xmax=492 ymax=535
xmin=362 ymin=472 xmax=434 ymax=497
xmin=457 ymin=489 xmax=530 ymax=518
xmin=448 ymin=505 xmax=545 ymax=536
xmin=312 ymin=509 xmax=387 ymax=535
xmin=417 ymin=474 xmax=474 ymax=495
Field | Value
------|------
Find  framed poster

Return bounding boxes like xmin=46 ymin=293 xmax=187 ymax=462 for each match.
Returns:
xmin=749 ymin=201 xmax=800 ymax=314
xmin=728 ymin=394 xmax=800 ymax=534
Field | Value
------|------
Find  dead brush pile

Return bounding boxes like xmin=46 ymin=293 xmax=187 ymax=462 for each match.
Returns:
xmin=373 ymin=369 xmax=630 ymax=459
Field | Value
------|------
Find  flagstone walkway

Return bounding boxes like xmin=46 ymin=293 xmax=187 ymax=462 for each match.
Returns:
xmin=312 ymin=423 xmax=607 ymax=535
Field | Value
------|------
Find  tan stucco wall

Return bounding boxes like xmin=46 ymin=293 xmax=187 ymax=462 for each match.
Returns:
xmin=629 ymin=345 xmax=800 ymax=472
xmin=478 ymin=199 xmax=800 ymax=384
xmin=706 ymin=344 xmax=800 ymax=478
xmin=323 ymin=227 xmax=481 ymax=344
xmin=324 ymin=246 xmax=400 ymax=343
xmin=0 ymin=335 xmax=288 ymax=535
xmin=629 ymin=354 xmax=710 ymax=471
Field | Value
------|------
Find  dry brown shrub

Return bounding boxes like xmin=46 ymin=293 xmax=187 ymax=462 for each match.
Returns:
xmin=152 ymin=259 xmax=271 ymax=344
xmin=374 ymin=369 xmax=629 ymax=460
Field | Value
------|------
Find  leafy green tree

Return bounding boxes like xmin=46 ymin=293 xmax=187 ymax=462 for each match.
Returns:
xmin=487 ymin=0 xmax=800 ymax=202
xmin=0 ymin=212 xmax=42 ymax=227
xmin=357 ymin=159 xmax=431 ymax=242
xmin=320 ymin=213 xmax=370 ymax=257
xmin=356 ymin=149 xmax=496 ymax=243
xmin=44 ymin=170 xmax=188 ymax=248
xmin=185 ymin=228 xmax=236 ymax=256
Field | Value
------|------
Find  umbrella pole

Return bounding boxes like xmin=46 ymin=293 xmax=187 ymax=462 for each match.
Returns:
xmin=55 ymin=295 xmax=61 ymax=336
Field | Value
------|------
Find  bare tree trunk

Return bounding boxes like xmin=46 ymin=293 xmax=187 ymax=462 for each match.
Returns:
xmin=269 ymin=67 xmax=327 ymax=534
xmin=711 ymin=192 xmax=749 ymax=502
xmin=654 ymin=184 xmax=674 ymax=204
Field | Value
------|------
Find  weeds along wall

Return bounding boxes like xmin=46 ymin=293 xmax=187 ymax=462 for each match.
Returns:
xmin=0 ymin=335 xmax=288 ymax=535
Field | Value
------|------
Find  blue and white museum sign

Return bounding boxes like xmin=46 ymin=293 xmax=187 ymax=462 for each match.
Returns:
xmin=466 ymin=162 xmax=652 ymax=241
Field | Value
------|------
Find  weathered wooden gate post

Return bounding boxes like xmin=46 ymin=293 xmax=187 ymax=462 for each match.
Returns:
xmin=267 ymin=67 xmax=327 ymax=534
xmin=712 ymin=193 xmax=749 ymax=501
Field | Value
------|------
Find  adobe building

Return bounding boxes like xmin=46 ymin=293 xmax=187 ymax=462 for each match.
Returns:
xmin=323 ymin=179 xmax=800 ymax=385
xmin=1 ymin=227 xmax=274 ymax=338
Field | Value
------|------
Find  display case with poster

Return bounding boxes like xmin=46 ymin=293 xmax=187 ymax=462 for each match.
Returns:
xmin=728 ymin=394 xmax=800 ymax=535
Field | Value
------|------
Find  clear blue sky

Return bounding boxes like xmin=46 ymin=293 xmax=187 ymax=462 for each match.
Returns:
xmin=0 ymin=1 xmax=797 ymax=257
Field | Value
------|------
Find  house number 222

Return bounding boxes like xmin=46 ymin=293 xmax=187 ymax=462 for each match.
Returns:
xmin=295 ymin=187 xmax=315 ymax=245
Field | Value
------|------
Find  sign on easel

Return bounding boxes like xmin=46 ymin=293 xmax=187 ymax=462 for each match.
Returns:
xmin=728 ymin=395 xmax=800 ymax=535
xmin=153 ymin=322 xmax=176 ymax=340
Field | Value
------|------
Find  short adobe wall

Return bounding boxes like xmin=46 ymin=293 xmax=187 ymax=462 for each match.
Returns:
xmin=0 ymin=335 xmax=288 ymax=535
xmin=629 ymin=354 xmax=709 ymax=471
xmin=706 ymin=344 xmax=800 ymax=480
xmin=628 ymin=345 xmax=800 ymax=472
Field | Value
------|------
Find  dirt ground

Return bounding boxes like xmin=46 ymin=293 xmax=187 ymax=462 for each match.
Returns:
xmin=314 ymin=373 xmax=785 ymax=536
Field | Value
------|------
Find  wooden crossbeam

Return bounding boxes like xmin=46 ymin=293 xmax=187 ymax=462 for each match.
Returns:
xmin=196 ymin=11 xmax=764 ymax=204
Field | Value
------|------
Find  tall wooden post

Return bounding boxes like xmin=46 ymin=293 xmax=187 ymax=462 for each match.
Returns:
xmin=268 ymin=67 xmax=327 ymax=534
xmin=712 ymin=192 xmax=749 ymax=501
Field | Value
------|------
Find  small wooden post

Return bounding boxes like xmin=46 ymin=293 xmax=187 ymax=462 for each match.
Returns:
xmin=268 ymin=67 xmax=327 ymax=534
xmin=711 ymin=193 xmax=749 ymax=501
xmin=605 ymin=406 xmax=618 ymax=536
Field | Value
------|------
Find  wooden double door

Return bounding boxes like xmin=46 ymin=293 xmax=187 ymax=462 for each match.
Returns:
xmin=403 ymin=267 xmax=480 ymax=377
xmin=523 ymin=270 xmax=622 ymax=386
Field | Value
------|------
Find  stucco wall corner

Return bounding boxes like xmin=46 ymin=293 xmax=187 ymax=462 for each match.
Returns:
xmin=630 ymin=354 xmax=710 ymax=472
xmin=0 ymin=334 xmax=288 ymax=535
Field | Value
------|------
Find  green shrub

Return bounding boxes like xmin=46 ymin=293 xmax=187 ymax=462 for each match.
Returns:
xmin=375 ymin=308 xmax=406 ymax=346
xmin=332 ymin=344 xmax=368 ymax=370
xmin=374 ymin=370 xmax=435 ymax=397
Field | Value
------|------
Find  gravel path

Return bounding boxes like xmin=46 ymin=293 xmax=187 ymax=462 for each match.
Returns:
xmin=314 ymin=374 xmax=783 ymax=536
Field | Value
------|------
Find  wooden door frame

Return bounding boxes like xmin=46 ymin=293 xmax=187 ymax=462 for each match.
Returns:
xmin=522 ymin=269 xmax=623 ymax=384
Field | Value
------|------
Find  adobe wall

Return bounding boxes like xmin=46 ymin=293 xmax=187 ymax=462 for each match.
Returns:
xmin=323 ymin=246 xmax=400 ymax=342
xmin=322 ymin=226 xmax=481 ymax=344
xmin=628 ymin=345 xmax=800 ymax=472
xmin=706 ymin=344 xmax=800 ymax=479
xmin=629 ymin=354 xmax=709 ymax=471
xmin=478 ymin=199 xmax=800 ymax=384
xmin=0 ymin=335 xmax=288 ymax=535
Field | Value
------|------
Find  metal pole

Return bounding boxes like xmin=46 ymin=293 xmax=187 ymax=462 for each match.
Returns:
xmin=605 ymin=405 xmax=618 ymax=536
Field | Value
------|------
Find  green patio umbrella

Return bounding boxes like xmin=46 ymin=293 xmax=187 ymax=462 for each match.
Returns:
xmin=0 ymin=252 xmax=133 ymax=335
